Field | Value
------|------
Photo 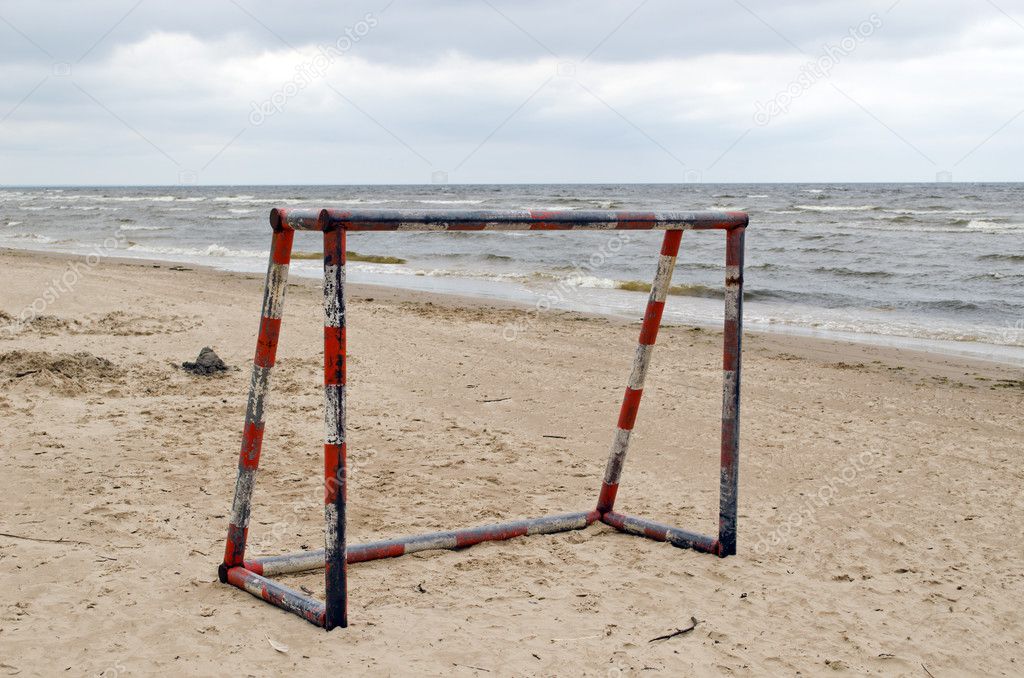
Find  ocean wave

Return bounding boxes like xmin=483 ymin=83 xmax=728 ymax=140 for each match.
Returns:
xmin=978 ymin=253 xmax=1024 ymax=263
xmin=968 ymin=271 xmax=1024 ymax=281
xmin=815 ymin=266 xmax=894 ymax=278
xmin=207 ymin=213 xmax=250 ymax=220
xmin=559 ymin=274 xmax=616 ymax=289
xmin=418 ymin=199 xmax=485 ymax=205
xmin=4 ymin=221 xmax=22 ymax=227
xmin=966 ymin=219 xmax=1024 ymax=233
xmin=6 ymin=233 xmax=55 ymax=243
xmin=889 ymin=208 xmax=981 ymax=215
xmin=127 ymin=243 xmax=266 ymax=258
xmin=794 ymin=204 xmax=878 ymax=212
xmin=434 ymin=252 xmax=514 ymax=262
xmin=119 ymin=224 xmax=168 ymax=232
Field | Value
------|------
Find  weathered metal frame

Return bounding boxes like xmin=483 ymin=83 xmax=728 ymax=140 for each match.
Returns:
xmin=219 ymin=207 xmax=747 ymax=630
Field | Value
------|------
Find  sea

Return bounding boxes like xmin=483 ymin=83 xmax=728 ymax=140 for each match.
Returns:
xmin=2 ymin=183 xmax=1022 ymax=366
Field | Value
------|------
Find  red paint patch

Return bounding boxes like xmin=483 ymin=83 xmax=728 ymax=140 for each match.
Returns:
xmin=348 ymin=542 xmax=405 ymax=563
xmin=324 ymin=443 xmax=346 ymax=504
xmin=643 ymin=525 xmax=668 ymax=541
xmin=239 ymin=422 xmax=265 ymax=470
xmin=723 ymin=320 xmax=740 ymax=371
xmin=617 ymin=387 xmax=643 ymax=430
xmin=254 ymin=317 xmax=282 ymax=368
xmin=638 ymin=300 xmax=666 ymax=345
xmin=660 ymin=230 xmax=682 ymax=256
xmin=616 ymin=212 xmax=657 ymax=229
xmin=271 ymin=229 xmax=294 ymax=264
xmin=456 ymin=524 xmax=528 ymax=547
xmin=242 ymin=560 xmax=264 ymax=575
xmin=597 ymin=482 xmax=619 ymax=513
xmin=223 ymin=524 xmax=248 ymax=566
xmin=318 ymin=209 xmax=352 ymax=232
xmin=323 ymin=229 xmax=346 ymax=267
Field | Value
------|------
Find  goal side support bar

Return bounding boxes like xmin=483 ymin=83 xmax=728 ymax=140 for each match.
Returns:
xmin=219 ymin=207 xmax=746 ymax=630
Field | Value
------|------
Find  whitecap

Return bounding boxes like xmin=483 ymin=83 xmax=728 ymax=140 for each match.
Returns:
xmin=794 ymin=205 xmax=877 ymax=212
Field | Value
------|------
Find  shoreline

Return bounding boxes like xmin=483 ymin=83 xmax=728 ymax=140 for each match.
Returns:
xmin=3 ymin=244 xmax=1022 ymax=369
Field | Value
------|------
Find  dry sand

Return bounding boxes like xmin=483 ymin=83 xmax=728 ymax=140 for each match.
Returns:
xmin=0 ymin=248 xmax=1021 ymax=676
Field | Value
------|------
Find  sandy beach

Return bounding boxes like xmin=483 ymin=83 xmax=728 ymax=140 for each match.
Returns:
xmin=0 ymin=247 xmax=1021 ymax=676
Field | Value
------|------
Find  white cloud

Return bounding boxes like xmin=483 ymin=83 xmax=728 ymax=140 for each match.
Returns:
xmin=0 ymin=1 xmax=1021 ymax=183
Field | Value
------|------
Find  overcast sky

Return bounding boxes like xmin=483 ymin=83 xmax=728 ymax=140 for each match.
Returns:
xmin=1 ymin=0 xmax=1022 ymax=184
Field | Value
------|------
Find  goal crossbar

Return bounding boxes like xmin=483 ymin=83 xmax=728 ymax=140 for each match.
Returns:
xmin=219 ymin=207 xmax=748 ymax=630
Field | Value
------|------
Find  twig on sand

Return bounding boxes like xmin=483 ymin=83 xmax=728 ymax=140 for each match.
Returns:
xmin=478 ymin=397 xmax=511 ymax=403
xmin=542 ymin=434 xmax=567 ymax=439
xmin=453 ymin=664 xmax=490 ymax=673
xmin=921 ymin=664 xmax=936 ymax=678
xmin=0 ymin=531 xmax=90 ymax=546
xmin=648 ymin=616 xmax=700 ymax=642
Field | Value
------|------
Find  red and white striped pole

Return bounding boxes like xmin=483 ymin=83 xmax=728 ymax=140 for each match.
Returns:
xmin=718 ymin=226 xmax=745 ymax=556
xmin=323 ymin=223 xmax=348 ymax=630
xmin=597 ymin=230 xmax=683 ymax=515
xmin=221 ymin=222 xmax=294 ymax=578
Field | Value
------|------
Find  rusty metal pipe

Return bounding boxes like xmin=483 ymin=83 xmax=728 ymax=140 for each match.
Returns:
xmin=601 ymin=512 xmax=719 ymax=555
xmin=244 ymin=511 xmax=599 ymax=577
xmin=269 ymin=207 xmax=748 ymax=232
xmin=225 ymin=566 xmax=326 ymax=627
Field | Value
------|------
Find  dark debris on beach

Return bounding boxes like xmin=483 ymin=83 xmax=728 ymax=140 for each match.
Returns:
xmin=182 ymin=347 xmax=228 ymax=375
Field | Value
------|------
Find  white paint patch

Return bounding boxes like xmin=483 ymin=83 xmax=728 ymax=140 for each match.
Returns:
xmin=628 ymin=344 xmax=654 ymax=390
xmin=527 ymin=513 xmax=588 ymax=535
xmin=405 ymin=534 xmax=458 ymax=552
xmin=649 ymin=254 xmax=678 ymax=303
xmin=229 ymin=470 xmax=257 ymax=527
xmin=324 ymin=385 xmax=345 ymax=445
xmin=323 ymin=265 xmax=343 ymax=327
xmin=721 ymin=370 xmax=738 ymax=420
xmin=603 ymin=428 xmax=632 ymax=483
xmin=324 ymin=504 xmax=342 ymax=558
xmin=246 ymin=365 xmax=271 ymax=424
xmin=724 ymin=287 xmax=741 ymax=319
xmin=261 ymin=263 xmax=289 ymax=319
xmin=261 ymin=551 xmax=326 ymax=576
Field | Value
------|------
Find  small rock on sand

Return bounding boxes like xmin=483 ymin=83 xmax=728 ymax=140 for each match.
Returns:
xmin=182 ymin=347 xmax=228 ymax=375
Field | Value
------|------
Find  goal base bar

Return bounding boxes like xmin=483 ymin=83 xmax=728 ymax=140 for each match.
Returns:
xmin=241 ymin=510 xmax=600 ymax=577
xmin=601 ymin=511 xmax=722 ymax=555
xmin=223 ymin=565 xmax=327 ymax=627
xmin=222 ymin=509 xmax=725 ymax=630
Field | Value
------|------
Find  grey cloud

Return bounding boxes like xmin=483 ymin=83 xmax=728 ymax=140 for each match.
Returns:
xmin=0 ymin=0 xmax=1022 ymax=184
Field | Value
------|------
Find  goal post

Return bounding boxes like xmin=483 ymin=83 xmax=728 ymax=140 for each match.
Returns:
xmin=219 ymin=207 xmax=748 ymax=630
